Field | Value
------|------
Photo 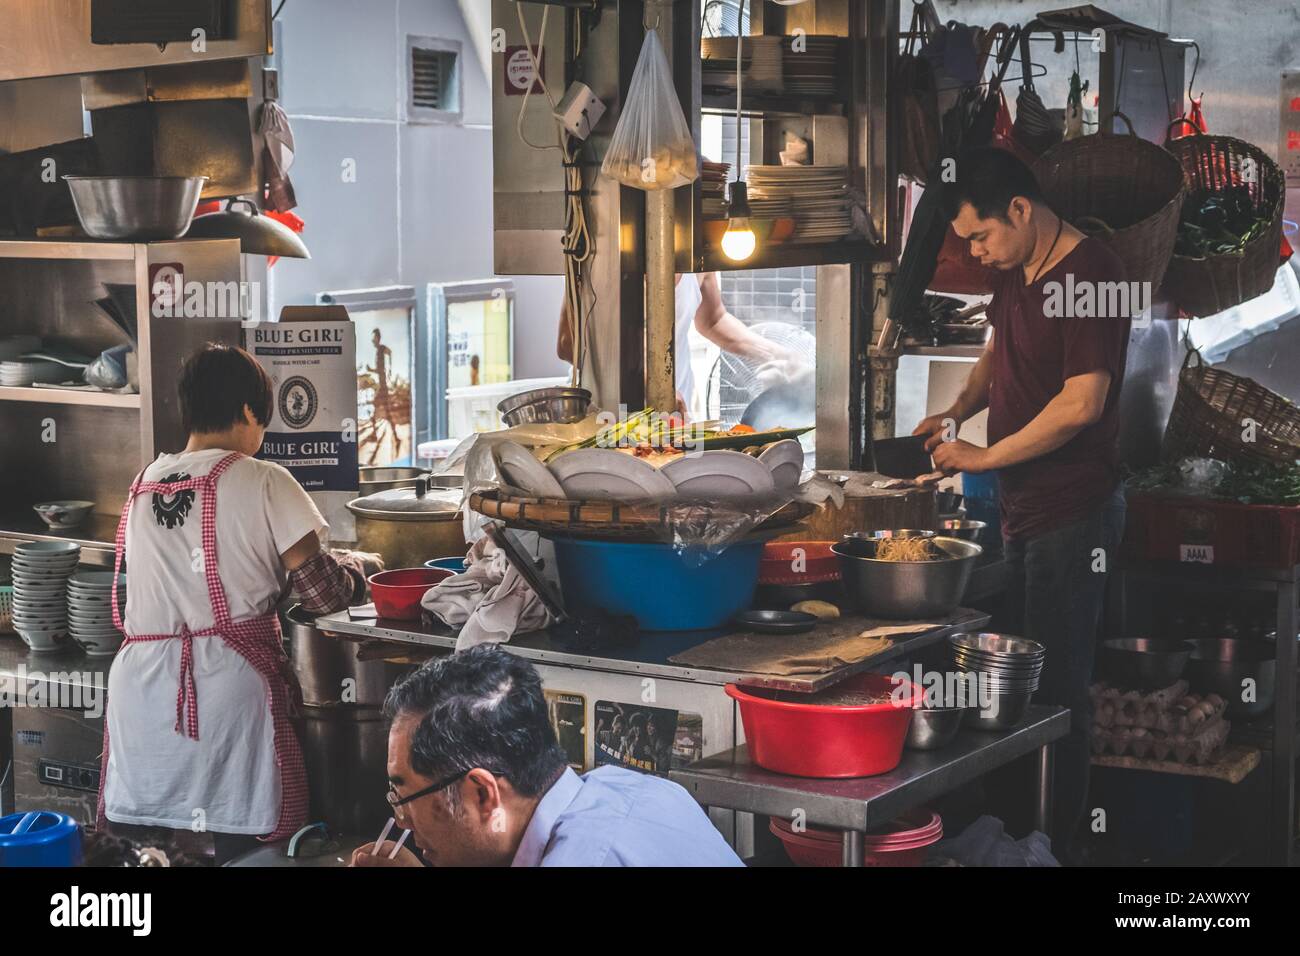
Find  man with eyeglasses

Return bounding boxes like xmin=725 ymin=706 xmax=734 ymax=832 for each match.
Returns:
xmin=350 ymin=645 xmax=742 ymax=867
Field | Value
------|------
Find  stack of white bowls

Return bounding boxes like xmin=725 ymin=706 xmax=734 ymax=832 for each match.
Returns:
xmin=66 ymin=571 xmax=125 ymax=657
xmin=10 ymin=541 xmax=80 ymax=651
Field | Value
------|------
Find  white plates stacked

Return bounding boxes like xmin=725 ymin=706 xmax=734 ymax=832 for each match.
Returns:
xmin=758 ymin=439 xmax=806 ymax=489
xmin=9 ymin=541 xmax=80 ymax=652
xmin=66 ymin=571 xmax=125 ymax=657
xmin=494 ymin=441 xmax=566 ymax=500
xmin=662 ymin=450 xmax=775 ymax=498
xmin=746 ymin=165 xmax=851 ymax=244
xmin=782 ymin=34 xmax=841 ymax=96
xmin=1 ymin=359 xmax=69 ymax=387
xmin=547 ymin=448 xmax=675 ymax=502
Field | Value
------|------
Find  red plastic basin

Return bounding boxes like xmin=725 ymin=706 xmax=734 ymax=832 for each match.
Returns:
xmin=770 ymin=808 xmax=943 ymax=867
xmin=758 ymin=541 xmax=841 ymax=585
xmin=369 ymin=567 xmax=453 ymax=620
xmin=727 ymin=672 xmax=917 ymax=778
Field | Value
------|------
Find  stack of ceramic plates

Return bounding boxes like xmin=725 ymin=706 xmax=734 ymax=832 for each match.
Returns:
xmin=9 ymin=541 xmax=80 ymax=652
xmin=1 ymin=359 xmax=68 ymax=387
xmin=701 ymin=36 xmax=784 ymax=92
xmin=702 ymin=161 xmax=731 ymax=221
xmin=66 ymin=571 xmax=125 ymax=657
xmin=746 ymin=165 xmax=851 ymax=243
xmin=783 ymin=34 xmax=841 ymax=95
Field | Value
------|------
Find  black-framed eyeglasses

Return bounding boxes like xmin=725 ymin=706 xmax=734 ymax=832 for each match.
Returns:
xmin=386 ymin=769 xmax=470 ymax=810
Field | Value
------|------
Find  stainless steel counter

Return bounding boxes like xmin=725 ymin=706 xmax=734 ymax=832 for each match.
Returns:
xmin=313 ymin=607 xmax=993 ymax=694
xmin=0 ymin=634 xmax=113 ymax=692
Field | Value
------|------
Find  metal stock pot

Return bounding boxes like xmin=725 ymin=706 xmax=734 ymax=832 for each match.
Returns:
xmin=345 ymin=479 xmax=467 ymax=571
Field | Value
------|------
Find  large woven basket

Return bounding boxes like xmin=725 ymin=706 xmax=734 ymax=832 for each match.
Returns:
xmin=1034 ymin=115 xmax=1186 ymax=292
xmin=468 ymin=490 xmax=811 ymax=541
xmin=1161 ymin=126 xmax=1286 ymax=317
xmin=1161 ymin=350 xmax=1300 ymax=466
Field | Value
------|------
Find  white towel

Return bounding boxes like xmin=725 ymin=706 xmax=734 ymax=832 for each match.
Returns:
xmin=421 ymin=537 xmax=556 ymax=650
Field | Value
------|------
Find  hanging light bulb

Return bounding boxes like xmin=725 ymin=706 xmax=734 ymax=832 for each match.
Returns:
xmin=722 ymin=180 xmax=756 ymax=262
xmin=722 ymin=0 xmax=756 ymax=263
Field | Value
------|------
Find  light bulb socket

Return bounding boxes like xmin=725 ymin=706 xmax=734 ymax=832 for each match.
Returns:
xmin=727 ymin=180 xmax=752 ymax=219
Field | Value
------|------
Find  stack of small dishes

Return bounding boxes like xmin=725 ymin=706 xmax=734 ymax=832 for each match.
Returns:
xmin=782 ymin=34 xmax=841 ymax=95
xmin=746 ymin=165 xmax=851 ymax=244
xmin=700 ymin=36 xmax=784 ymax=92
xmin=66 ymin=571 xmax=125 ymax=657
xmin=948 ymin=632 xmax=1046 ymax=730
xmin=1 ymin=358 xmax=68 ymax=387
xmin=702 ymin=161 xmax=731 ymax=221
xmin=10 ymin=541 xmax=80 ymax=652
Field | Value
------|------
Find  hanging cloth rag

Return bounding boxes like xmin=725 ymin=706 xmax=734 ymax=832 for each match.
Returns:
xmin=260 ymin=100 xmax=298 ymax=213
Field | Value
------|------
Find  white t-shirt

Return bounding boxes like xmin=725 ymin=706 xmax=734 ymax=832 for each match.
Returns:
xmin=104 ymin=449 xmax=326 ymax=833
xmin=675 ymin=273 xmax=704 ymax=408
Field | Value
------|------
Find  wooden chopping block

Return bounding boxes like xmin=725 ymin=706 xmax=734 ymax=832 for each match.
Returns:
xmin=774 ymin=479 xmax=937 ymax=542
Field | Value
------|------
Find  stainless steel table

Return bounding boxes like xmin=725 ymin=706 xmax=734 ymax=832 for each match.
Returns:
xmin=669 ymin=705 xmax=1070 ymax=866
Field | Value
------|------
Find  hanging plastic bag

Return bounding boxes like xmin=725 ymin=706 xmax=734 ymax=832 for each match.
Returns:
xmin=601 ymin=29 xmax=699 ymax=191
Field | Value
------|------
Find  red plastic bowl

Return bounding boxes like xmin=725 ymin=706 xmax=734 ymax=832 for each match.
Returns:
xmin=369 ymin=567 xmax=453 ymax=620
xmin=727 ymin=672 xmax=917 ymax=778
xmin=770 ymin=808 xmax=943 ymax=867
xmin=758 ymin=541 xmax=841 ymax=585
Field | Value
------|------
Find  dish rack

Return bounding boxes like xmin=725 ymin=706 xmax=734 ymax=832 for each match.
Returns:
xmin=468 ymin=490 xmax=812 ymax=541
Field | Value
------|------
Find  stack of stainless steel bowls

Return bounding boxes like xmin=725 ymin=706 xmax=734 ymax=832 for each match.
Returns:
xmin=948 ymin=633 xmax=1046 ymax=730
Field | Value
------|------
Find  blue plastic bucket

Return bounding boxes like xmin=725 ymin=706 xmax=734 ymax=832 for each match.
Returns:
xmin=549 ymin=537 xmax=764 ymax=631
xmin=424 ymin=557 xmax=468 ymax=574
xmin=0 ymin=811 xmax=82 ymax=867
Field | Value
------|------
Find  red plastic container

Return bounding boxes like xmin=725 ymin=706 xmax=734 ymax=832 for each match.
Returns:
xmin=769 ymin=808 xmax=943 ymax=867
xmin=726 ymin=672 xmax=918 ymax=778
xmin=369 ymin=567 xmax=453 ymax=620
xmin=758 ymin=541 xmax=841 ymax=585
xmin=1124 ymin=493 xmax=1300 ymax=570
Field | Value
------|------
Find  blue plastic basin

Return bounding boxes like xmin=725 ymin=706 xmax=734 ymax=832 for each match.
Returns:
xmin=0 ymin=811 xmax=82 ymax=867
xmin=550 ymin=537 xmax=764 ymax=631
xmin=424 ymin=557 xmax=468 ymax=574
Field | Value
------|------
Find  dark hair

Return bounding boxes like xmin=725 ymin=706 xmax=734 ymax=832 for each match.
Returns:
xmin=383 ymin=645 xmax=568 ymax=799
xmin=178 ymin=344 xmax=273 ymax=434
xmin=941 ymin=147 xmax=1046 ymax=223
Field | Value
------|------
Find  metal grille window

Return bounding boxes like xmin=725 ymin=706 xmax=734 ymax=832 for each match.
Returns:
xmin=407 ymin=36 xmax=462 ymax=124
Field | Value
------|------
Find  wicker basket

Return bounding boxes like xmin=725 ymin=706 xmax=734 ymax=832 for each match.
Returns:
xmin=1034 ymin=114 xmax=1186 ymax=292
xmin=1161 ymin=350 xmax=1300 ymax=466
xmin=1161 ymin=125 xmax=1286 ymax=317
xmin=468 ymin=490 xmax=812 ymax=541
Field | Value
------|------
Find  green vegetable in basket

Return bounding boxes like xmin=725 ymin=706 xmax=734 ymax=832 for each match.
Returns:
xmin=1174 ymin=185 xmax=1270 ymax=258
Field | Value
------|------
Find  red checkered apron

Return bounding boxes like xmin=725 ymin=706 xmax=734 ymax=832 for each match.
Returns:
xmin=96 ymin=452 xmax=308 ymax=842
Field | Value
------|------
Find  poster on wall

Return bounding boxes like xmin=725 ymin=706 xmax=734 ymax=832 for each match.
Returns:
xmin=354 ymin=307 xmax=414 ymax=467
xmin=446 ymin=294 xmax=512 ymax=390
xmin=593 ymin=701 xmax=703 ymax=777
xmin=545 ymin=690 xmax=586 ymax=772
xmin=246 ymin=306 xmax=359 ymax=540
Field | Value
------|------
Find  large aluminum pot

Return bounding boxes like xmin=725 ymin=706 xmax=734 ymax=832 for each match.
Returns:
xmin=300 ymin=704 xmax=392 ymax=835
xmin=283 ymin=605 xmax=409 ymax=707
xmin=346 ymin=483 xmax=467 ymax=571
xmin=64 ymin=175 xmax=207 ymax=240
xmin=832 ymin=536 xmax=981 ymax=619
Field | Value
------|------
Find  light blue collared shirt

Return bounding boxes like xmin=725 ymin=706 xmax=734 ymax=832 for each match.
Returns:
xmin=510 ymin=766 xmax=744 ymax=867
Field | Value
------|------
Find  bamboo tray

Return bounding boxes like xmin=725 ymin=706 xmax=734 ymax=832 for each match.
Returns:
xmin=468 ymin=490 xmax=814 ymax=541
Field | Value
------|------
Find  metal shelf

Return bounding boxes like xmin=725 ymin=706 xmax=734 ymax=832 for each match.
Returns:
xmin=0 ymin=386 xmax=140 ymax=408
xmin=701 ymin=90 xmax=847 ymax=117
xmin=0 ymin=511 xmax=117 ymax=568
xmin=699 ymin=238 xmax=889 ymax=273
xmin=0 ymin=239 xmax=139 ymax=261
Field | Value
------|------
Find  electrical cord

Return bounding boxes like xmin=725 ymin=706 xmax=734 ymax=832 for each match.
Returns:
xmin=515 ymin=2 xmax=595 ymax=387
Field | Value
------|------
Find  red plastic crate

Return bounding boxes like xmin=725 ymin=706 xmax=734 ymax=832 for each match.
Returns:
xmin=1124 ymin=493 xmax=1300 ymax=569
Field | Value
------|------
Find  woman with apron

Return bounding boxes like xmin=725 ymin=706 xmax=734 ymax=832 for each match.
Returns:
xmin=98 ymin=344 xmax=374 ymax=863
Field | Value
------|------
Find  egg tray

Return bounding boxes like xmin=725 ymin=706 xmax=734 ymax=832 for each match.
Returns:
xmin=1091 ymin=714 xmax=1231 ymax=765
xmin=1091 ymin=682 xmax=1227 ymax=737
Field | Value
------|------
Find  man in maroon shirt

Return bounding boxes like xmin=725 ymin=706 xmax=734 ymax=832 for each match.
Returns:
xmin=914 ymin=148 xmax=1131 ymax=862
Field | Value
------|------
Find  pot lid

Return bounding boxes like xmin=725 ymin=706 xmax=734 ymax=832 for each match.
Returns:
xmin=185 ymin=199 xmax=311 ymax=259
xmin=347 ymin=486 xmax=462 ymax=519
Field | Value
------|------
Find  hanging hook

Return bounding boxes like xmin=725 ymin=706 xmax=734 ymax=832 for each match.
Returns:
xmin=643 ymin=0 xmax=668 ymax=32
